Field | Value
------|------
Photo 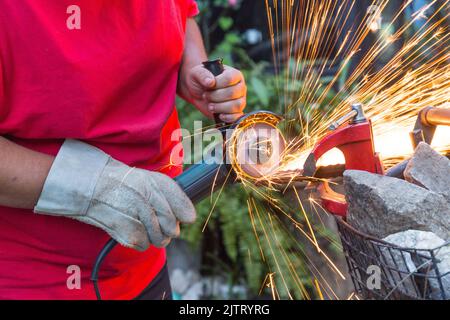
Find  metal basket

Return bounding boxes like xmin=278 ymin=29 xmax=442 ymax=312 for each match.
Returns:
xmin=336 ymin=218 xmax=450 ymax=300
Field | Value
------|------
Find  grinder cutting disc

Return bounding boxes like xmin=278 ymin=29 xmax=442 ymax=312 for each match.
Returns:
xmin=229 ymin=112 xmax=286 ymax=181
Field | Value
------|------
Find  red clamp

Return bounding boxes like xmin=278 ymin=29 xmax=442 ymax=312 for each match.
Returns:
xmin=304 ymin=109 xmax=384 ymax=217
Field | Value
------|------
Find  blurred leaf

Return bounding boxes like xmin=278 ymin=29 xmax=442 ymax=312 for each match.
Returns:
xmin=218 ymin=17 xmax=234 ymax=31
xmin=250 ymin=77 xmax=269 ymax=107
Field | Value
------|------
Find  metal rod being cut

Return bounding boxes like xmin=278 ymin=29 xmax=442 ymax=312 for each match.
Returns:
xmin=411 ymin=107 xmax=450 ymax=149
xmin=329 ymin=103 xmax=367 ymax=131
xmin=329 ymin=110 xmax=358 ymax=131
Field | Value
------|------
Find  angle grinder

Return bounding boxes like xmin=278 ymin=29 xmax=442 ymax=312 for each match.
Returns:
xmin=91 ymin=59 xmax=286 ymax=299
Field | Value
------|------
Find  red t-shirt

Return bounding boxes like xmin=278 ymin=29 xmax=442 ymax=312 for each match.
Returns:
xmin=0 ymin=0 xmax=198 ymax=300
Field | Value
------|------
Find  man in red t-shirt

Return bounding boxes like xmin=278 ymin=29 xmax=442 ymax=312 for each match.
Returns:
xmin=0 ymin=1 xmax=246 ymax=300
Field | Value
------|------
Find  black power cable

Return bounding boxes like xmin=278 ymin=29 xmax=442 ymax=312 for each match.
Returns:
xmin=90 ymin=238 xmax=117 ymax=300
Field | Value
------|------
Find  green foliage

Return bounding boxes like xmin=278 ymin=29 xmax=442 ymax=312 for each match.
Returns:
xmin=250 ymin=77 xmax=270 ymax=107
xmin=218 ymin=16 xmax=234 ymax=31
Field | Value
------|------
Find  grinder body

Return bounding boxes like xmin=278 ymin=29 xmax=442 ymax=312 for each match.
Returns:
xmin=174 ymin=162 xmax=232 ymax=204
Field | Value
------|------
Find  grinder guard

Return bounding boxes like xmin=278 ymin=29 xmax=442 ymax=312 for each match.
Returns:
xmin=175 ymin=111 xmax=284 ymax=203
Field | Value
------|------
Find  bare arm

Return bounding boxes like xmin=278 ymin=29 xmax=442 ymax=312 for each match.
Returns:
xmin=177 ymin=18 xmax=209 ymax=115
xmin=0 ymin=136 xmax=54 ymax=209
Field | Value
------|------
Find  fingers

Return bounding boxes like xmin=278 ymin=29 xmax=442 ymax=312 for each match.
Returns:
xmin=191 ymin=65 xmax=243 ymax=91
xmin=186 ymin=64 xmax=247 ymax=122
xmin=84 ymin=207 xmax=151 ymax=252
xmin=219 ymin=113 xmax=245 ymax=123
xmin=148 ymin=190 xmax=181 ymax=239
xmin=202 ymin=66 xmax=247 ymax=123
xmin=215 ymin=66 xmax=243 ymax=88
xmin=133 ymin=172 xmax=196 ymax=248
xmin=209 ymin=98 xmax=247 ymax=123
xmin=204 ymin=81 xmax=246 ymax=103
xmin=150 ymin=172 xmax=197 ymax=224
xmin=207 ymin=95 xmax=246 ymax=124
xmin=209 ymin=98 xmax=246 ymax=114
xmin=140 ymin=208 xmax=172 ymax=248
xmin=190 ymin=65 xmax=216 ymax=89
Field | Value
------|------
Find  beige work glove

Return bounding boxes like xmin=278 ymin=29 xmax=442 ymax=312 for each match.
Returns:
xmin=35 ymin=140 xmax=196 ymax=251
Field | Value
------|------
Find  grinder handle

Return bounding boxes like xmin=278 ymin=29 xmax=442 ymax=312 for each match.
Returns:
xmin=174 ymin=162 xmax=233 ymax=204
xmin=202 ymin=59 xmax=226 ymax=128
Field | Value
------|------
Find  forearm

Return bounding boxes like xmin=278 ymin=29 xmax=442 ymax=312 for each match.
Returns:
xmin=0 ymin=136 xmax=54 ymax=209
xmin=178 ymin=19 xmax=208 ymax=106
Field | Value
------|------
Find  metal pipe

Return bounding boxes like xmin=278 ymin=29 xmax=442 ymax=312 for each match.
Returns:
xmin=421 ymin=107 xmax=450 ymax=127
xmin=392 ymin=107 xmax=450 ymax=177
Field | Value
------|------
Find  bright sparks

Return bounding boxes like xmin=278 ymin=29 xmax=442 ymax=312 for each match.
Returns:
xmin=248 ymin=0 xmax=450 ymax=299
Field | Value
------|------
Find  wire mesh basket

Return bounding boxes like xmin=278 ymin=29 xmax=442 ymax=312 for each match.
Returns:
xmin=336 ymin=218 xmax=450 ymax=300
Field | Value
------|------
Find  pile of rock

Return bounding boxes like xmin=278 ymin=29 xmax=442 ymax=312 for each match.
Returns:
xmin=343 ymin=142 xmax=450 ymax=299
xmin=171 ymin=269 xmax=247 ymax=300
xmin=167 ymin=239 xmax=247 ymax=300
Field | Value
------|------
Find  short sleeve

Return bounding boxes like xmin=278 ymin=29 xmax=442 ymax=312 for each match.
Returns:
xmin=0 ymin=19 xmax=4 ymax=108
xmin=187 ymin=0 xmax=199 ymax=17
xmin=0 ymin=58 xmax=4 ymax=108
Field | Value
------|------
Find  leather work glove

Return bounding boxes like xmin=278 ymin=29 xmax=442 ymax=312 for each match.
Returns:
xmin=35 ymin=140 xmax=196 ymax=251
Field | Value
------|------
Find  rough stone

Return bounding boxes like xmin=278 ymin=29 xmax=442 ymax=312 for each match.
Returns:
xmin=383 ymin=230 xmax=450 ymax=299
xmin=201 ymin=277 xmax=247 ymax=299
xmin=344 ymin=170 xmax=450 ymax=239
xmin=167 ymin=239 xmax=201 ymax=273
xmin=182 ymin=282 xmax=204 ymax=300
xmin=171 ymin=269 xmax=201 ymax=295
xmin=404 ymin=142 xmax=450 ymax=203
